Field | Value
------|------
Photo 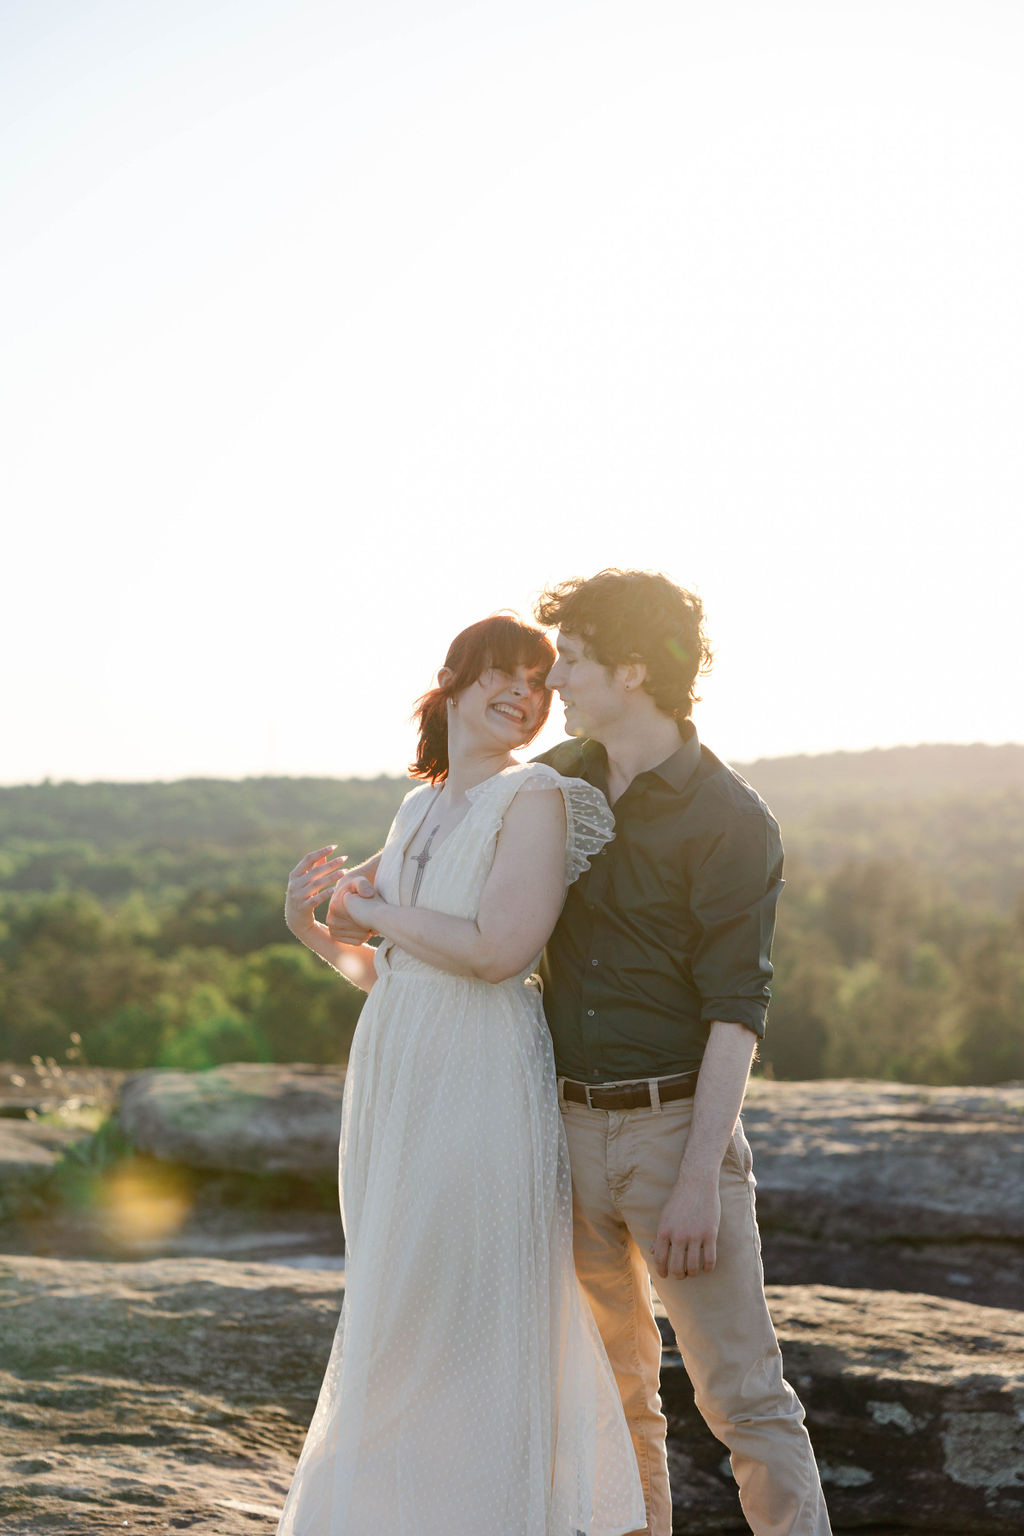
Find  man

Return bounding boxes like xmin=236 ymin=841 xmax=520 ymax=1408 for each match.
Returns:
xmin=533 ymin=569 xmax=830 ymax=1536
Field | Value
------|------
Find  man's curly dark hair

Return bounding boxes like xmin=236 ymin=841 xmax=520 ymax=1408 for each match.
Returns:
xmin=535 ymin=568 xmax=713 ymax=722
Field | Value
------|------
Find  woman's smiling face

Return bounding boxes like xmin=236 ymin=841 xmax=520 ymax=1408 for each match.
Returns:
xmin=456 ymin=663 xmax=551 ymax=748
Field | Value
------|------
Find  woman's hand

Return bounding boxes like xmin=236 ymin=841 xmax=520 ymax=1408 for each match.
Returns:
xmin=328 ymin=876 xmax=383 ymax=939
xmin=285 ymin=850 xmax=382 ymax=993
xmin=285 ymin=846 xmax=348 ymax=937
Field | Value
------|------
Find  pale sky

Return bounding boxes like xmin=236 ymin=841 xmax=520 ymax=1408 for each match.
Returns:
xmin=3 ymin=0 xmax=1021 ymax=783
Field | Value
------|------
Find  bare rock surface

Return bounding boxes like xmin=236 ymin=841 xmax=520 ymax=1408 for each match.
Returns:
xmin=660 ymin=1285 xmax=1024 ymax=1533
xmin=737 ymin=1080 xmax=1024 ymax=1311
xmin=119 ymin=1064 xmax=345 ymax=1179
xmin=0 ymin=1255 xmax=325 ymax=1533
xmin=117 ymin=1070 xmax=1024 ymax=1246
xmin=2 ymin=1256 xmax=1023 ymax=1534
xmin=0 ymin=1119 xmax=85 ymax=1194
xmin=114 ymin=1072 xmax=1024 ymax=1299
xmin=101 ymin=1071 xmax=1024 ymax=1310
xmin=761 ymin=1227 xmax=1024 ymax=1314
xmin=741 ymin=1079 xmax=1024 ymax=1244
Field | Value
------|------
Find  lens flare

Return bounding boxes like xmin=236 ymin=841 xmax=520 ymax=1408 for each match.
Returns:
xmin=96 ymin=1158 xmax=193 ymax=1246
xmin=663 ymin=636 xmax=690 ymax=665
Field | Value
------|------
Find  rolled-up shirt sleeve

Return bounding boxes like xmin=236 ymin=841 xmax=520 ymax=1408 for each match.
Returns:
xmin=689 ymin=804 xmax=785 ymax=1037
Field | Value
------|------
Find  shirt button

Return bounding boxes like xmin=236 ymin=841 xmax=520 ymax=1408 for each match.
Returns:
xmin=591 ymin=959 xmax=599 ymax=966
xmin=587 ymin=1009 xmax=595 ymax=1017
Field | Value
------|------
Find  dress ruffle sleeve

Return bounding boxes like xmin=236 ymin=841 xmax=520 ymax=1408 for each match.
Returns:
xmin=465 ymin=761 xmax=614 ymax=886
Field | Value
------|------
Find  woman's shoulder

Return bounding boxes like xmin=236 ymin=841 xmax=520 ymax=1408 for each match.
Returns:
xmin=467 ymin=762 xmax=614 ymax=881
xmin=465 ymin=760 xmax=565 ymax=808
xmin=466 ymin=759 xmax=611 ymax=808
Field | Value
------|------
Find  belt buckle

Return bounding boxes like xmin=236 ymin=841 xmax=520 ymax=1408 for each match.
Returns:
xmin=584 ymin=1083 xmax=597 ymax=1109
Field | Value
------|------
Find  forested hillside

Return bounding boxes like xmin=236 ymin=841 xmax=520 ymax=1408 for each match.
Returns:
xmin=2 ymin=744 xmax=1022 ymax=1083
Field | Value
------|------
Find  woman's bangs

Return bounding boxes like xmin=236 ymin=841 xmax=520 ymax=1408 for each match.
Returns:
xmin=457 ymin=617 xmax=551 ymax=686
xmin=487 ymin=632 xmax=552 ymax=683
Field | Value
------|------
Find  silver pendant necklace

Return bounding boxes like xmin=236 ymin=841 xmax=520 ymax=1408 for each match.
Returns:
xmin=410 ymin=823 xmax=442 ymax=907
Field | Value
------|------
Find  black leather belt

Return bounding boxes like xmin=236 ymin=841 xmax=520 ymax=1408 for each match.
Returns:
xmin=559 ymin=1070 xmax=699 ymax=1111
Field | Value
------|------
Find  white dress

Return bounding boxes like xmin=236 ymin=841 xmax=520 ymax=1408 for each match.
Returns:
xmin=276 ymin=761 xmax=646 ymax=1536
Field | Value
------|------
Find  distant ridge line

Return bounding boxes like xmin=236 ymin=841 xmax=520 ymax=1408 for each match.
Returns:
xmin=1 ymin=739 xmax=1022 ymax=794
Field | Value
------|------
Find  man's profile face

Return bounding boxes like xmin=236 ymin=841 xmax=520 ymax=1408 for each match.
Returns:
xmin=546 ymin=631 xmax=624 ymax=741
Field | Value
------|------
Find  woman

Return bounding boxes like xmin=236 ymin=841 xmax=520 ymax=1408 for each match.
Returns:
xmin=279 ymin=615 xmax=645 ymax=1536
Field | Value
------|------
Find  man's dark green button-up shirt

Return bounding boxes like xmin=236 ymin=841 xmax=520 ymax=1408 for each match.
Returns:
xmin=536 ymin=724 xmax=784 ymax=1082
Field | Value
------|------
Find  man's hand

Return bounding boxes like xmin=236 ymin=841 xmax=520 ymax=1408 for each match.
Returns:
xmin=326 ymin=874 xmax=377 ymax=945
xmin=649 ymin=1021 xmax=756 ymax=1282
xmin=650 ymin=1172 xmax=721 ymax=1280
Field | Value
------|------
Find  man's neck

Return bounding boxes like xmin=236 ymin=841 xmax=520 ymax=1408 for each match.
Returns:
xmin=596 ymin=713 xmax=688 ymax=804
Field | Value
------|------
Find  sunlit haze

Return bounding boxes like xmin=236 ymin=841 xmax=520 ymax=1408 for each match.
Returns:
xmin=4 ymin=0 xmax=1021 ymax=782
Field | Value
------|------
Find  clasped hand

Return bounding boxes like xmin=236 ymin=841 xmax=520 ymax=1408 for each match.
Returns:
xmin=285 ymin=846 xmax=382 ymax=946
xmin=326 ymin=876 xmax=381 ymax=943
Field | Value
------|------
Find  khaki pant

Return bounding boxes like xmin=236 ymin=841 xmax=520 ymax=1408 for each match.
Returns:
xmin=559 ymin=1091 xmax=831 ymax=1536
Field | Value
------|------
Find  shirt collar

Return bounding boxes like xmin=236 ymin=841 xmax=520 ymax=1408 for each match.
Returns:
xmin=644 ymin=719 xmax=702 ymax=791
xmin=574 ymin=720 xmax=701 ymax=794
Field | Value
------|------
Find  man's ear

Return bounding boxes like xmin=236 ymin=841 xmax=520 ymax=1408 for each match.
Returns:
xmin=620 ymin=659 xmax=647 ymax=694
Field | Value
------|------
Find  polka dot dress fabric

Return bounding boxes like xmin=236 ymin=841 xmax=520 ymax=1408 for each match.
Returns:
xmin=276 ymin=764 xmax=646 ymax=1535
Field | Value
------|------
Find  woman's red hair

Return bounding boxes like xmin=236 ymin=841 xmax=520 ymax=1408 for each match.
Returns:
xmin=410 ymin=615 xmax=555 ymax=783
